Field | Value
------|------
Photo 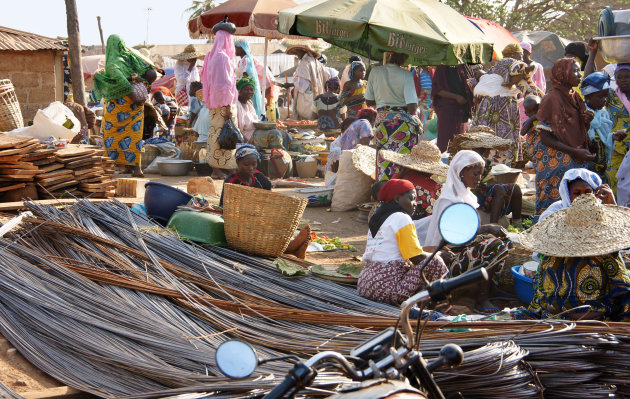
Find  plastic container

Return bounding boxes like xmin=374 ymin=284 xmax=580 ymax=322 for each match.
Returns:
xmin=167 ymin=210 xmax=227 ymax=246
xmin=510 ymin=265 xmax=534 ymax=304
xmin=144 ymin=182 xmax=193 ymax=225
xmin=292 ymin=186 xmax=334 ymax=207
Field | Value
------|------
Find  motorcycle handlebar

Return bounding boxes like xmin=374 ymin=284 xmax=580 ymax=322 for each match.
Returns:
xmin=264 ymin=374 xmax=298 ymax=399
xmin=400 ymin=267 xmax=488 ymax=348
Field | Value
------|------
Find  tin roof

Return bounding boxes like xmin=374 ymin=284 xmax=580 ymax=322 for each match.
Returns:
xmin=0 ymin=26 xmax=66 ymax=51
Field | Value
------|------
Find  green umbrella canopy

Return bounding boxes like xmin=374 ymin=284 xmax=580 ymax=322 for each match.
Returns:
xmin=278 ymin=0 xmax=494 ymax=65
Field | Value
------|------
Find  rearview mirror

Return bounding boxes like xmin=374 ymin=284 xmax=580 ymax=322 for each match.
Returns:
xmin=215 ymin=340 xmax=258 ymax=379
xmin=438 ymin=203 xmax=479 ymax=246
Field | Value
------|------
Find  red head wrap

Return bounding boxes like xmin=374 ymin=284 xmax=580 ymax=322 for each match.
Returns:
xmin=379 ymin=179 xmax=415 ymax=203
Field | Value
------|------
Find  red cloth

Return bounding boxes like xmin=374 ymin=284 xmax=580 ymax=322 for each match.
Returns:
xmin=379 ymin=179 xmax=415 ymax=203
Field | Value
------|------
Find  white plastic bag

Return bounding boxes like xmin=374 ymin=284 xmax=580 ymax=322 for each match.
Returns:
xmin=9 ymin=102 xmax=80 ymax=141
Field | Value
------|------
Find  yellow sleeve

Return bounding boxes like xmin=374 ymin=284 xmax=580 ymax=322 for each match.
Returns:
xmin=395 ymin=223 xmax=424 ymax=260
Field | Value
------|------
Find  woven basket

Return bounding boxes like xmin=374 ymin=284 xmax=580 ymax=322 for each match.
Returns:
xmin=223 ymin=183 xmax=308 ymax=257
xmin=0 ymin=80 xmax=24 ymax=131
xmin=496 ymin=247 xmax=533 ymax=293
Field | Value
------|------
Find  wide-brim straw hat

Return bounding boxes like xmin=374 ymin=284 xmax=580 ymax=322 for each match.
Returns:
xmin=352 ymin=145 xmax=376 ymax=180
xmin=447 ymin=126 xmax=513 ymax=154
xmin=286 ymin=45 xmax=320 ymax=59
xmin=519 ymin=194 xmax=630 ymax=257
xmin=172 ymin=44 xmax=205 ymax=60
xmin=380 ymin=141 xmax=449 ymax=177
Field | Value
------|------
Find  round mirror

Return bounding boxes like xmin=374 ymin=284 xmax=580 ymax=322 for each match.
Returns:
xmin=438 ymin=203 xmax=479 ymax=246
xmin=215 ymin=340 xmax=258 ymax=379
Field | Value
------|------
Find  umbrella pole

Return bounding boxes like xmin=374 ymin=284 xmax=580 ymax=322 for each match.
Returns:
xmin=263 ymin=38 xmax=269 ymax=110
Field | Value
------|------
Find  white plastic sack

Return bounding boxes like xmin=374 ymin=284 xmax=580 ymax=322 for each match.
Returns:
xmin=10 ymin=102 xmax=80 ymax=141
xmin=331 ymin=150 xmax=373 ymax=211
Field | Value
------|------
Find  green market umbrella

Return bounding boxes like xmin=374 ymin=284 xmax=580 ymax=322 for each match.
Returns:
xmin=278 ymin=0 xmax=494 ymax=65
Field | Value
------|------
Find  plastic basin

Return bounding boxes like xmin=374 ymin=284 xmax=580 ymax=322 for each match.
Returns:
xmin=510 ymin=265 xmax=534 ymax=304
xmin=167 ymin=210 xmax=227 ymax=246
xmin=144 ymin=182 xmax=193 ymax=225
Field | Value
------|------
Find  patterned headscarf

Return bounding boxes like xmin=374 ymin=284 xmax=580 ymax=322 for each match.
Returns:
xmin=348 ymin=60 xmax=366 ymax=80
xmin=580 ymin=72 xmax=610 ymax=96
xmin=324 ymin=76 xmax=341 ymax=92
xmin=501 ymin=43 xmax=523 ymax=59
xmin=236 ymin=75 xmax=256 ymax=92
xmin=235 ymin=143 xmax=260 ymax=161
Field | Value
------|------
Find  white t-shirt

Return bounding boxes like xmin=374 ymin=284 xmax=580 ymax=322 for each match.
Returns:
xmin=365 ymin=64 xmax=418 ymax=108
xmin=364 ymin=212 xmax=423 ymax=263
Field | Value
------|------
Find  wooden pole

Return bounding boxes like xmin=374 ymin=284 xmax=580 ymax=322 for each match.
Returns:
xmin=65 ymin=0 xmax=86 ymax=106
xmin=97 ymin=16 xmax=105 ymax=53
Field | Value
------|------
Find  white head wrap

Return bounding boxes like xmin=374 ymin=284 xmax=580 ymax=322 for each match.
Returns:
xmin=416 ymin=150 xmax=485 ymax=246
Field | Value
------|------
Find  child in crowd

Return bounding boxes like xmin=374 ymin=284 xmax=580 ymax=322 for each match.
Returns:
xmin=313 ymin=77 xmax=343 ymax=130
xmin=188 ymin=81 xmax=203 ymax=126
xmin=219 ymin=144 xmax=271 ymax=207
xmin=580 ymin=73 xmax=627 ymax=184
xmin=519 ymin=95 xmax=540 ymax=137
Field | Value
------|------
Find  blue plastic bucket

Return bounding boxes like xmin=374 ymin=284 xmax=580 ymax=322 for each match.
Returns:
xmin=510 ymin=265 xmax=534 ymax=304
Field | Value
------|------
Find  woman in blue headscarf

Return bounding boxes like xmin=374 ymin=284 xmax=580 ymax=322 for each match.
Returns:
xmin=235 ymin=41 xmax=264 ymax=118
xmin=580 ymin=72 xmax=627 ymax=183
xmin=539 ymin=168 xmax=615 ymax=221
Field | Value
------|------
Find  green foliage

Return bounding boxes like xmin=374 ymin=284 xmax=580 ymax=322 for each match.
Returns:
xmin=441 ymin=0 xmax=628 ymax=41
xmin=184 ymin=0 xmax=217 ymax=20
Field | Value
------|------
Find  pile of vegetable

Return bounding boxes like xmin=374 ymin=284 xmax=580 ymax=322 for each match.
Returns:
xmin=310 ymin=233 xmax=357 ymax=251
xmin=506 ymin=219 xmax=533 ymax=233
xmin=312 ymin=263 xmax=362 ymax=279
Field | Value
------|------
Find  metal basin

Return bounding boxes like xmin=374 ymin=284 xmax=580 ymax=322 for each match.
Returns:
xmin=595 ymin=35 xmax=630 ymax=64
xmin=157 ymin=160 xmax=192 ymax=176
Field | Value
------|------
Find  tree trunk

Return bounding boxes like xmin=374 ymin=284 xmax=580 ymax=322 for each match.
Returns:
xmin=65 ymin=0 xmax=86 ymax=106
xmin=97 ymin=16 xmax=105 ymax=54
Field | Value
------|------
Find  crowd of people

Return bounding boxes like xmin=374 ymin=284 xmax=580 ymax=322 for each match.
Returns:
xmin=91 ymin=25 xmax=630 ymax=321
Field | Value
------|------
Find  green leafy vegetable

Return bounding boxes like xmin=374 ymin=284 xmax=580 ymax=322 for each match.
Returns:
xmin=274 ymin=259 xmax=307 ymax=276
xmin=336 ymin=263 xmax=362 ymax=278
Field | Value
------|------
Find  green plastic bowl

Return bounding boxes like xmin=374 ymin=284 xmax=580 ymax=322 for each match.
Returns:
xmin=167 ymin=210 xmax=227 ymax=246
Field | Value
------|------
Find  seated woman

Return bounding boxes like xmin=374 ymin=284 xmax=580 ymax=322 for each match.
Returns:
xmin=152 ymin=89 xmax=178 ymax=137
xmin=521 ymin=194 xmax=630 ymax=321
xmin=235 ymin=76 xmax=259 ymax=142
xmin=327 ymin=107 xmax=377 ymax=173
xmin=338 ymin=60 xmax=367 ymax=118
xmin=539 ymin=168 xmax=615 ymax=221
xmin=188 ymin=81 xmax=204 ymax=126
xmin=219 ymin=144 xmax=271 ymax=207
xmin=313 ymin=77 xmax=343 ymax=130
xmin=416 ymin=150 xmax=512 ymax=310
xmin=448 ymin=127 xmax=523 ymax=226
xmin=358 ymin=179 xmax=448 ymax=306
xmin=380 ymin=141 xmax=449 ymax=220
xmin=580 ymin=73 xmax=627 ymax=184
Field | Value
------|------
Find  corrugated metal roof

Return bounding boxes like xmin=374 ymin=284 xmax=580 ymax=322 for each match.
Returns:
xmin=0 ymin=26 xmax=66 ymax=51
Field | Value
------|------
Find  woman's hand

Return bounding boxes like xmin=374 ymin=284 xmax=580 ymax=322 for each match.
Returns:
xmin=224 ymin=107 xmax=233 ymax=120
xmin=588 ymin=37 xmax=598 ymax=52
xmin=439 ymin=248 xmax=456 ymax=265
xmin=595 ymin=184 xmax=616 ymax=204
xmin=479 ymin=224 xmax=507 ymax=238
xmin=584 ymin=109 xmax=595 ymax=125
xmin=572 ymin=148 xmax=596 ymax=162
xmin=613 ymin=130 xmax=628 ymax=142
xmin=455 ymin=95 xmax=468 ymax=105
xmin=410 ymin=253 xmax=428 ymax=266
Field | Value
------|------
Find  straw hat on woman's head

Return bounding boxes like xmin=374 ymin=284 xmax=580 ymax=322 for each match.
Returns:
xmin=352 ymin=145 xmax=377 ymax=180
xmin=380 ymin=141 xmax=449 ymax=177
xmin=172 ymin=44 xmax=205 ymax=60
xmin=286 ymin=44 xmax=320 ymax=59
xmin=447 ymin=126 xmax=513 ymax=155
xmin=520 ymin=194 xmax=630 ymax=257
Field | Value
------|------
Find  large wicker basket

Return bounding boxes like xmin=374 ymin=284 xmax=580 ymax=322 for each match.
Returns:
xmin=0 ymin=80 xmax=24 ymax=131
xmin=223 ymin=183 xmax=308 ymax=257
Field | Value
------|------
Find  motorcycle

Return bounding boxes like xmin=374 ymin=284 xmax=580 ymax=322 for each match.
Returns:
xmin=215 ymin=203 xmax=489 ymax=399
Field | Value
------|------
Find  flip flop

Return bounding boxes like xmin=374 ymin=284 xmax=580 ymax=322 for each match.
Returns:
xmin=475 ymin=306 xmax=500 ymax=315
